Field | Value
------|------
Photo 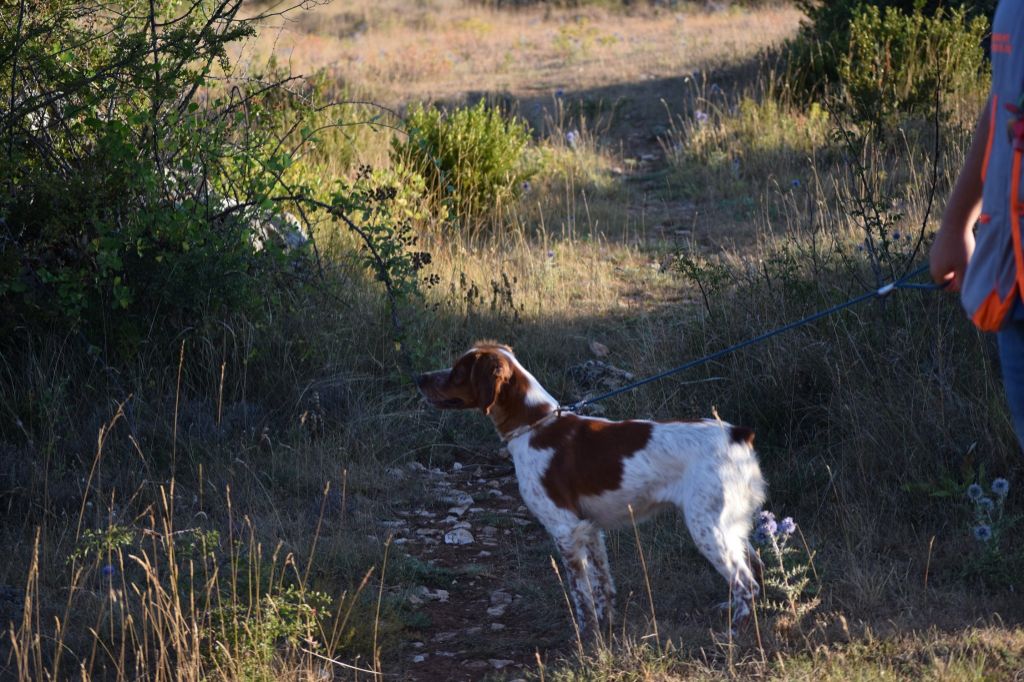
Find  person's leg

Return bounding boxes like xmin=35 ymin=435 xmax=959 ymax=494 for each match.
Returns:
xmin=997 ymin=319 xmax=1024 ymax=452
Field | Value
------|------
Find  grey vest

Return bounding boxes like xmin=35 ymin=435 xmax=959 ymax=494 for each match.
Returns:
xmin=962 ymin=0 xmax=1024 ymax=330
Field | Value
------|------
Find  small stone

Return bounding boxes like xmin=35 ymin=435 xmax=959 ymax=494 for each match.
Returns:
xmin=487 ymin=480 xmax=501 ymax=488
xmin=412 ymin=641 xmax=424 ymax=648
xmin=441 ymin=490 xmax=474 ymax=507
xmin=464 ymin=660 xmax=489 ymax=670
xmin=481 ymin=526 xmax=498 ymax=536
xmin=407 ymin=461 xmax=427 ymax=472
xmin=490 ymin=590 xmax=513 ymax=606
xmin=452 ymin=462 xmax=463 ymax=471
xmin=432 ymin=630 xmax=458 ymax=642
xmin=490 ymin=659 xmax=515 ymax=670
xmin=486 ymin=604 xmax=506 ymax=617
xmin=444 ymin=528 xmax=475 ymax=545
xmin=490 ymin=622 xmax=505 ymax=631
xmin=448 ymin=505 xmax=469 ymax=516
xmin=477 ymin=550 xmax=492 ymax=557
xmin=465 ymin=626 xmax=482 ymax=636
xmin=452 ymin=521 xmax=472 ymax=530
xmin=412 ymin=654 xmax=428 ymax=663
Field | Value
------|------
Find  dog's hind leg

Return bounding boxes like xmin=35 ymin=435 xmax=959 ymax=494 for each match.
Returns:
xmin=672 ymin=478 xmax=760 ymax=631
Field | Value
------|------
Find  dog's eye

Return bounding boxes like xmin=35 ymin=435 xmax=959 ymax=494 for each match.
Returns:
xmin=450 ymin=365 xmax=466 ymax=383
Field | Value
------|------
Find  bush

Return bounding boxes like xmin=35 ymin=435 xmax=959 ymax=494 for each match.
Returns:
xmin=789 ymin=0 xmax=993 ymax=101
xmin=0 ymin=0 xmax=314 ymax=354
xmin=391 ymin=100 xmax=533 ymax=233
xmin=840 ymin=4 xmax=988 ymax=125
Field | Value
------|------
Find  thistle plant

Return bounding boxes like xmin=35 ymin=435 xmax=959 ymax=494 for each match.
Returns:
xmin=963 ymin=477 xmax=1021 ymax=586
xmin=753 ymin=511 xmax=819 ymax=621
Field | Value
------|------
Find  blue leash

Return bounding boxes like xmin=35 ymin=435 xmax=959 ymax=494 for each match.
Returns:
xmin=561 ymin=263 xmax=945 ymax=413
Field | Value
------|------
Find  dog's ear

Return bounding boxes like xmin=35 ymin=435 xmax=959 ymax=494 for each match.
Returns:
xmin=471 ymin=353 xmax=510 ymax=415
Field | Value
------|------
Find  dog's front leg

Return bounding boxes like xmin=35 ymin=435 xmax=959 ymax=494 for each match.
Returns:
xmin=553 ymin=529 xmax=600 ymax=640
xmin=583 ymin=526 xmax=615 ymax=635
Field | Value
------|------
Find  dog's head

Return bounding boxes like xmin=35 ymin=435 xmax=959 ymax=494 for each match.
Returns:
xmin=416 ymin=343 xmax=515 ymax=416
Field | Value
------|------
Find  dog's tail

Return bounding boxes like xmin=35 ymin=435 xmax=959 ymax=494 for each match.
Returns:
xmin=727 ymin=425 xmax=767 ymax=510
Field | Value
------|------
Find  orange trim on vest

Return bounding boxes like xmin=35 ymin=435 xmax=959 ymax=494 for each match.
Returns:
xmin=1011 ymin=150 xmax=1024 ymax=296
xmin=982 ymin=95 xmax=998 ymax=183
xmin=972 ymin=283 xmax=1019 ymax=331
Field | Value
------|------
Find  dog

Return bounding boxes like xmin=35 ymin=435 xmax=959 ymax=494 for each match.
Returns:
xmin=416 ymin=341 xmax=766 ymax=637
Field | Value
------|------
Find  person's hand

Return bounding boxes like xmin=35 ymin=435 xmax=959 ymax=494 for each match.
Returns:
xmin=930 ymin=220 xmax=975 ymax=292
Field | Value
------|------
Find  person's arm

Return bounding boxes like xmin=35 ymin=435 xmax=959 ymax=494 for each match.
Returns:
xmin=930 ymin=96 xmax=992 ymax=291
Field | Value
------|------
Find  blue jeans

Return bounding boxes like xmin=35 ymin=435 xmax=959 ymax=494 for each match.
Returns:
xmin=998 ymin=319 xmax=1024 ymax=452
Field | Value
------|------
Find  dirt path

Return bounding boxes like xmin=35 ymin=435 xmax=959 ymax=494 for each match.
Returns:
xmin=385 ymin=455 xmax=570 ymax=681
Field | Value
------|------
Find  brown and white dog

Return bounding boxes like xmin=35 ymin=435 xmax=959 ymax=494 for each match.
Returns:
xmin=416 ymin=342 xmax=766 ymax=636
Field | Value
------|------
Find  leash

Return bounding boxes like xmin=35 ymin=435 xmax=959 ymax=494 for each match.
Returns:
xmin=560 ymin=263 xmax=947 ymax=413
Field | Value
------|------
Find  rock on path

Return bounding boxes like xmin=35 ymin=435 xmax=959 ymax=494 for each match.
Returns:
xmin=382 ymin=459 xmax=556 ymax=681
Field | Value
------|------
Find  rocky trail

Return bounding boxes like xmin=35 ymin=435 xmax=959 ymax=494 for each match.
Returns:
xmin=383 ymin=454 xmax=569 ymax=681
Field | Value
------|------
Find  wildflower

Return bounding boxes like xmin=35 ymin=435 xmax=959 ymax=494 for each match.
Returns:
xmin=756 ymin=510 xmax=777 ymax=537
xmin=973 ymin=524 xmax=993 ymax=542
xmin=101 ymin=564 xmax=116 ymax=578
xmin=967 ymin=483 xmax=984 ymax=501
xmin=694 ymin=109 xmax=709 ymax=124
xmin=753 ymin=526 xmax=772 ymax=545
xmin=992 ymin=478 xmax=1010 ymax=498
xmin=521 ymin=181 xmax=531 ymax=193
xmin=547 ymin=250 xmax=555 ymax=259
xmin=892 ymin=231 xmax=901 ymax=240
xmin=978 ymin=497 xmax=995 ymax=513
xmin=555 ymin=88 xmax=565 ymax=99
xmin=791 ymin=179 xmax=801 ymax=188
xmin=566 ymin=130 xmax=578 ymax=148
xmin=778 ymin=517 xmax=797 ymax=535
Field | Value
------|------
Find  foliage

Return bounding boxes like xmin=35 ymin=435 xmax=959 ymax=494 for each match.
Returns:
xmin=391 ymin=100 xmax=533 ymax=232
xmin=789 ymin=0 xmax=992 ymax=103
xmin=0 ymin=0 xmax=313 ymax=354
xmin=840 ymin=4 xmax=988 ymax=126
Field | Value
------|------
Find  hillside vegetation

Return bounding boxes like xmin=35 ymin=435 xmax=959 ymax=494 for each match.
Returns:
xmin=2 ymin=0 xmax=1022 ymax=680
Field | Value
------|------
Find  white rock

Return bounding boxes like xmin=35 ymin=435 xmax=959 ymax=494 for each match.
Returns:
xmin=412 ymin=654 xmax=428 ymax=663
xmin=490 ymin=659 xmax=515 ymax=670
xmin=490 ymin=590 xmax=513 ymax=606
xmin=490 ymin=622 xmax=505 ymax=631
xmin=486 ymin=604 xmax=506 ymax=617
xmin=444 ymin=528 xmax=475 ymax=545
xmin=452 ymin=521 xmax=472 ymax=530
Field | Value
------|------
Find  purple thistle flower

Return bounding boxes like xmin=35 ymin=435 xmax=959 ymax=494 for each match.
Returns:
xmin=521 ymin=181 xmax=531 ymax=193
xmin=791 ymin=179 xmax=801 ymax=188
xmin=101 ymin=564 xmax=116 ymax=578
xmin=979 ymin=497 xmax=995 ymax=513
xmin=967 ymin=483 xmax=984 ymax=501
xmin=555 ymin=88 xmax=565 ymax=99
xmin=753 ymin=527 xmax=772 ymax=545
xmin=778 ymin=517 xmax=797 ymax=535
xmin=566 ymin=130 xmax=578 ymax=148
xmin=756 ymin=510 xmax=777 ymax=537
xmin=892 ymin=231 xmax=901 ymax=240
xmin=973 ymin=524 xmax=993 ymax=542
xmin=694 ymin=109 xmax=709 ymax=124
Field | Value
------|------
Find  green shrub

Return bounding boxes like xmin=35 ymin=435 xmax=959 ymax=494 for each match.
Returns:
xmin=840 ymin=4 xmax=988 ymax=125
xmin=0 ymin=0 xmax=316 ymax=354
xmin=789 ymin=0 xmax=993 ymax=101
xmin=391 ymin=100 xmax=533 ymax=232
